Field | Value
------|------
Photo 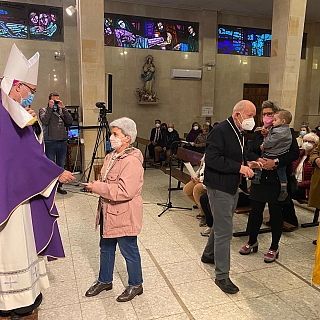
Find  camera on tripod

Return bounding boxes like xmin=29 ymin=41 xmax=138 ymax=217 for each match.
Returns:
xmin=96 ymin=101 xmax=107 ymax=119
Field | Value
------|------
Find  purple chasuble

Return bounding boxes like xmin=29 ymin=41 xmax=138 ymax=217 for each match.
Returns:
xmin=0 ymin=90 xmax=65 ymax=259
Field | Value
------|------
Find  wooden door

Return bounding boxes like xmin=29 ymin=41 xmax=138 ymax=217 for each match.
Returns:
xmin=243 ymin=84 xmax=269 ymax=127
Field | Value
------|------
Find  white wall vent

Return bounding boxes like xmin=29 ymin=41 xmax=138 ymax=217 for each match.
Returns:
xmin=171 ymin=69 xmax=202 ymax=80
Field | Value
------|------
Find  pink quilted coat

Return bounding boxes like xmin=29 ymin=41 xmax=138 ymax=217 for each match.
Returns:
xmin=92 ymin=148 xmax=144 ymax=238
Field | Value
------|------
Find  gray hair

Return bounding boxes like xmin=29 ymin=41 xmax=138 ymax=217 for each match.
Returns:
xmin=262 ymin=100 xmax=281 ymax=113
xmin=304 ymin=132 xmax=319 ymax=145
xmin=109 ymin=117 xmax=137 ymax=144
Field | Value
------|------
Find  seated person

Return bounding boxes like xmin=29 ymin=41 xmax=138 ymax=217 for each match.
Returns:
xmin=186 ymin=122 xmax=201 ymax=142
xmin=154 ymin=123 xmax=180 ymax=167
xmin=183 ymin=155 xmax=206 ymax=224
xmin=205 ymin=119 xmax=213 ymax=132
xmin=296 ymin=124 xmax=310 ymax=148
xmin=154 ymin=123 xmax=168 ymax=164
xmin=253 ymin=110 xmax=293 ymax=201
xmin=148 ymin=119 xmax=161 ymax=159
xmin=184 ymin=124 xmax=208 ymax=154
xmin=282 ymin=132 xmax=318 ymax=227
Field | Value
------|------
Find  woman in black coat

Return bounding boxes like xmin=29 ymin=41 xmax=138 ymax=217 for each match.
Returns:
xmin=239 ymin=101 xmax=299 ymax=262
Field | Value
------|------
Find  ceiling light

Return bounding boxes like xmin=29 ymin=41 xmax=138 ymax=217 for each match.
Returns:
xmin=66 ymin=5 xmax=76 ymax=16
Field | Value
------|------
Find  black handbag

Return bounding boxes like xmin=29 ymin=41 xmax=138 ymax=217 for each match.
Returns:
xmin=289 ymin=173 xmax=298 ymax=193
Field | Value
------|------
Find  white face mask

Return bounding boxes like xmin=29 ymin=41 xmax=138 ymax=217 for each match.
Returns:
xmin=110 ymin=135 xmax=123 ymax=150
xmin=302 ymin=142 xmax=314 ymax=151
xmin=168 ymin=128 xmax=173 ymax=133
xmin=193 ymin=126 xmax=199 ymax=131
xmin=239 ymin=113 xmax=255 ymax=131
xmin=155 ymin=123 xmax=160 ymax=128
xmin=206 ymin=122 xmax=210 ymax=126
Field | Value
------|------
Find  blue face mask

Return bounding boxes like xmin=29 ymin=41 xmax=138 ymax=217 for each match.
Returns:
xmin=21 ymin=92 xmax=34 ymax=108
xmin=300 ymin=131 xmax=306 ymax=137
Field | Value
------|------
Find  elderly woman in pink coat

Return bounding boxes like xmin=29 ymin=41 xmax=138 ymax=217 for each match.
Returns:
xmin=84 ymin=117 xmax=144 ymax=302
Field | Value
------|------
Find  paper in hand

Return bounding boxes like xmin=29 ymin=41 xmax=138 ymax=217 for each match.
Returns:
xmin=184 ymin=162 xmax=197 ymax=179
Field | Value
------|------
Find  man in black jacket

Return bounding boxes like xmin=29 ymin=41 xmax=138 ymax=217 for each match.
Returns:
xmin=148 ymin=119 xmax=161 ymax=159
xmin=201 ymin=100 xmax=260 ymax=294
xmin=154 ymin=123 xmax=180 ymax=167
xmin=39 ymin=92 xmax=73 ymax=194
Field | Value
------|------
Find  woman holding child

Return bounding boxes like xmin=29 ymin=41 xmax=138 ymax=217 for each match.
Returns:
xmin=239 ymin=101 xmax=299 ymax=263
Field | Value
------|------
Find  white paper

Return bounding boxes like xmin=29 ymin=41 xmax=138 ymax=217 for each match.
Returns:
xmin=184 ymin=162 xmax=197 ymax=179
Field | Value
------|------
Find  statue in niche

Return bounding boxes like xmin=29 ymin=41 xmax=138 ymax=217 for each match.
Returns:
xmin=136 ymin=55 xmax=158 ymax=102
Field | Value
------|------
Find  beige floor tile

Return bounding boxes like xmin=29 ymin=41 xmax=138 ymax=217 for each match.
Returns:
xmin=249 ymin=265 xmax=307 ymax=292
xmin=161 ymin=260 xmax=210 ymax=285
xmin=146 ymin=246 xmax=191 ymax=266
xmin=81 ymin=297 xmax=138 ymax=320
xmin=41 ymin=280 xmax=80 ymax=309
xmin=191 ymin=302 xmax=249 ymax=320
xmin=46 ymin=258 xmax=76 ymax=282
xmin=276 ymin=286 xmax=320 ymax=319
xmin=235 ymin=294 xmax=307 ymax=319
xmin=38 ymin=304 xmax=82 ymax=320
xmin=174 ymin=279 xmax=232 ymax=311
xmin=156 ymin=314 xmax=190 ymax=320
xmin=131 ymin=287 xmax=184 ymax=319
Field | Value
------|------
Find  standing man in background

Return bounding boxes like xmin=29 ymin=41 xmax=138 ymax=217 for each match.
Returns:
xmin=39 ymin=92 xmax=73 ymax=194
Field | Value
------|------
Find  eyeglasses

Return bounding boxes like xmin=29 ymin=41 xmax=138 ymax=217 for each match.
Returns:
xmin=22 ymin=83 xmax=36 ymax=94
xmin=303 ymin=140 xmax=315 ymax=144
xmin=262 ymin=112 xmax=274 ymax=117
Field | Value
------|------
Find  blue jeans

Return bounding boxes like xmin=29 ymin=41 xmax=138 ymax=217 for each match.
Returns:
xmin=98 ymin=236 xmax=143 ymax=286
xmin=45 ymin=140 xmax=67 ymax=188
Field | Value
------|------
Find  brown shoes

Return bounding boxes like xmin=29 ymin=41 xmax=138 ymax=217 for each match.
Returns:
xmin=85 ymin=280 xmax=113 ymax=297
xmin=116 ymin=285 xmax=143 ymax=302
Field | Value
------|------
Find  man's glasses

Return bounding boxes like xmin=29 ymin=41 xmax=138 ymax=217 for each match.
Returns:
xmin=262 ymin=112 xmax=274 ymax=117
xmin=22 ymin=83 xmax=36 ymax=94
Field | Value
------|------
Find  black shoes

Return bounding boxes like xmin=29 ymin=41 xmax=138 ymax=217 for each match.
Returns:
xmin=85 ymin=281 xmax=113 ymax=297
xmin=215 ymin=278 xmax=239 ymax=294
xmin=116 ymin=285 xmax=143 ymax=302
xmin=57 ymin=187 xmax=67 ymax=195
xmin=201 ymin=254 xmax=215 ymax=264
xmin=85 ymin=281 xmax=143 ymax=302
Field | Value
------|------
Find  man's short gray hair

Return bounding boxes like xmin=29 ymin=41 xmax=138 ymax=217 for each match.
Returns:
xmin=109 ymin=117 xmax=137 ymax=144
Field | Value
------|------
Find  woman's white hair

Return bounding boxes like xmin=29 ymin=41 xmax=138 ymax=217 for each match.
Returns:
xmin=304 ymin=132 xmax=319 ymax=144
xmin=109 ymin=117 xmax=137 ymax=144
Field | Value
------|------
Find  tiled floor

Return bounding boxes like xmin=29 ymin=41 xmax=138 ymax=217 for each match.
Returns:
xmin=36 ymin=168 xmax=320 ymax=319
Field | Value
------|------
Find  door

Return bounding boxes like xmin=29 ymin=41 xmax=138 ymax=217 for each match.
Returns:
xmin=243 ymin=84 xmax=269 ymax=127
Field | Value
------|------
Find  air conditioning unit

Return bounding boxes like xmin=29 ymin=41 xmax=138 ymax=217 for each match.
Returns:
xmin=171 ymin=69 xmax=202 ymax=80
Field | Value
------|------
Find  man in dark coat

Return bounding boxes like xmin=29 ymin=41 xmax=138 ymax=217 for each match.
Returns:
xmin=201 ymin=100 xmax=260 ymax=294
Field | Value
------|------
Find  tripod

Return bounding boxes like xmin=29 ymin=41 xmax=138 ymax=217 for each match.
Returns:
xmin=157 ymin=141 xmax=192 ymax=217
xmin=85 ymin=106 xmax=111 ymax=183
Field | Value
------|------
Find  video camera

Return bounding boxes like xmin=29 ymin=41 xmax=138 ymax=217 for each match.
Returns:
xmin=96 ymin=101 xmax=107 ymax=119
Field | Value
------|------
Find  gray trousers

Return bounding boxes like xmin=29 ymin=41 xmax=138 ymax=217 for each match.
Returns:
xmin=203 ymin=188 xmax=239 ymax=280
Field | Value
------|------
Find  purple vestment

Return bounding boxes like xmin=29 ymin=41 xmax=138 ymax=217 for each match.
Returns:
xmin=0 ymin=90 xmax=65 ymax=259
